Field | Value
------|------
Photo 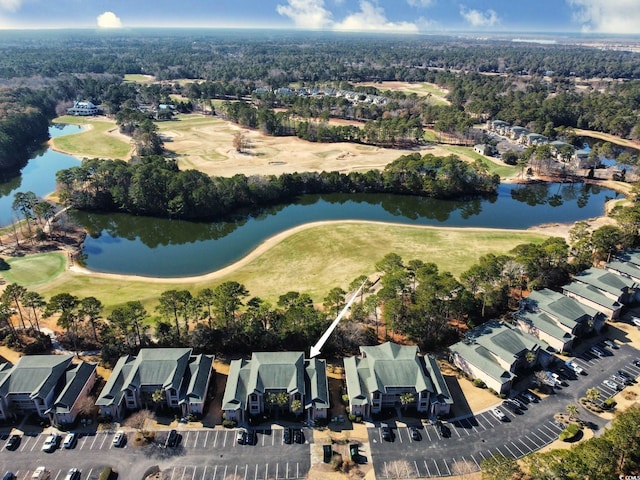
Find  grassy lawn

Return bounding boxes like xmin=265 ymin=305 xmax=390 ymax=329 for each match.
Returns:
xmin=52 ymin=117 xmax=132 ymax=159
xmin=123 ymin=74 xmax=155 ymax=83
xmin=442 ymin=145 xmax=518 ymax=178
xmin=29 ymin=223 xmax=548 ymax=312
xmin=1 ymin=252 xmax=67 ymax=286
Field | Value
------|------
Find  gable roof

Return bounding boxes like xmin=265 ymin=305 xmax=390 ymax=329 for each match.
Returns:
xmin=95 ymin=354 xmax=134 ymax=407
xmin=0 ymin=355 xmax=74 ymax=399
xmin=516 ymin=310 xmax=574 ymax=344
xmin=525 ymin=289 xmax=599 ymax=328
xmin=573 ymin=267 xmax=636 ymax=295
xmin=449 ymin=340 xmax=514 ymax=383
xmin=47 ymin=361 xmax=96 ymax=415
xmin=563 ymin=281 xmax=621 ymax=312
xmin=181 ymin=354 xmax=214 ymax=404
xmin=123 ymin=348 xmax=192 ymax=391
xmin=424 ymin=356 xmax=453 ymax=405
xmin=359 ymin=343 xmax=432 ymax=394
xmin=606 ymin=260 xmax=640 ymax=281
xmin=247 ymin=352 xmax=305 ymax=395
xmin=305 ymin=358 xmax=330 ymax=410
xmin=614 ymin=249 xmax=640 ymax=267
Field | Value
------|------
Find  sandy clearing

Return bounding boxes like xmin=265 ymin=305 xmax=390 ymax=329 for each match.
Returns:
xmin=357 ymin=80 xmax=450 ymax=103
xmin=162 ymin=115 xmax=457 ymax=177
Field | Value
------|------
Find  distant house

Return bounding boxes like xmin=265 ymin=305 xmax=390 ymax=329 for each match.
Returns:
xmin=524 ymin=132 xmax=548 ymax=146
xmin=510 ymin=126 xmax=529 ymax=141
xmin=222 ymin=351 xmax=329 ymax=424
xmin=572 ymin=149 xmax=591 ymax=168
xmin=96 ymin=348 xmax=214 ymax=420
xmin=0 ymin=355 xmax=96 ymax=426
xmin=474 ymin=144 xmax=492 ymax=156
xmin=450 ymin=321 xmax=549 ymax=395
xmin=67 ymin=101 xmax=98 ymax=116
xmin=344 ymin=342 xmax=453 ymax=419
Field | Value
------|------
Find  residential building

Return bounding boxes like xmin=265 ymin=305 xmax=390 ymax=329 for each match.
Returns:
xmin=524 ymin=132 xmax=548 ymax=146
xmin=450 ymin=320 xmax=550 ymax=394
xmin=474 ymin=144 xmax=492 ymax=156
xmin=222 ymin=351 xmax=329 ymax=424
xmin=517 ymin=289 xmax=605 ymax=352
xmin=510 ymin=126 xmax=529 ymax=141
xmin=0 ymin=355 xmax=96 ymax=426
xmin=96 ymin=348 xmax=213 ymax=420
xmin=66 ymin=101 xmax=98 ymax=116
xmin=344 ymin=342 xmax=452 ymax=419
xmin=572 ymin=149 xmax=591 ymax=168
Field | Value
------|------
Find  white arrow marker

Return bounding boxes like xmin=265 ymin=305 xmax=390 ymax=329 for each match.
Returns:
xmin=310 ymin=279 xmax=367 ymax=358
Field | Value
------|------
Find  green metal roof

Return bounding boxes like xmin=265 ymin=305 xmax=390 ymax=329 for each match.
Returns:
xmin=123 ymin=348 xmax=192 ymax=391
xmin=606 ymin=261 xmax=640 ymax=281
xmin=343 ymin=356 xmax=369 ymax=407
xmin=48 ymin=362 xmax=97 ymax=414
xmin=0 ymin=354 xmax=73 ymax=399
xmin=305 ymin=358 xmax=330 ymax=409
xmin=182 ymin=354 xmax=214 ymax=403
xmin=450 ymin=340 xmax=513 ymax=383
xmin=516 ymin=310 xmax=574 ymax=343
xmin=95 ymin=355 xmax=134 ymax=407
xmin=563 ymin=281 xmax=621 ymax=311
xmin=614 ymin=250 xmax=640 ymax=267
xmin=247 ymin=352 xmax=305 ymax=395
xmin=424 ymin=356 xmax=453 ymax=405
xmin=526 ymin=289 xmax=598 ymax=329
xmin=573 ymin=267 xmax=635 ymax=296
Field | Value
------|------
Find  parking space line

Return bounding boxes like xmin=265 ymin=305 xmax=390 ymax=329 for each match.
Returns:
xmin=200 ymin=466 xmax=207 ymax=480
xmin=413 ymin=460 xmax=420 ymax=478
xmin=424 ymin=427 xmax=432 ymax=441
xmin=452 ymin=425 xmax=461 ymax=438
xmin=478 ymin=450 xmax=487 ymax=461
xmin=536 ymin=427 xmax=554 ymax=441
xmin=222 ymin=465 xmax=228 ymax=480
xmin=244 ymin=465 xmax=248 ymax=480
xmin=442 ymin=459 xmax=451 ymax=476
xmin=222 ymin=430 xmax=228 ymax=448
xmin=397 ymin=428 xmax=403 ymax=443
xmin=482 ymin=414 xmax=496 ymax=428
xmin=423 ymin=460 xmax=431 ymax=477
xmin=193 ymin=431 xmax=199 ymax=449
xmin=530 ymin=430 xmax=547 ymax=446
xmin=511 ymin=441 xmax=526 ymax=457
xmin=203 ymin=430 xmax=210 ymax=448
xmin=433 ymin=459 xmax=441 ymax=477
xmin=470 ymin=455 xmax=480 ymax=468
xmin=89 ymin=433 xmax=99 ymax=450
xmin=264 ymin=463 xmax=268 ymax=480
xmin=474 ymin=416 xmax=488 ymax=431
xmin=296 ymin=462 xmax=299 ymax=479
xmin=30 ymin=435 xmax=39 ymax=452
xmin=520 ymin=435 xmax=540 ymax=451
xmin=496 ymin=445 xmax=513 ymax=459
xmin=101 ymin=432 xmax=110 ymax=449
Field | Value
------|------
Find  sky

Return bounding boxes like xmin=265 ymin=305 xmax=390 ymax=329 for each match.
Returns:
xmin=0 ymin=0 xmax=639 ymax=34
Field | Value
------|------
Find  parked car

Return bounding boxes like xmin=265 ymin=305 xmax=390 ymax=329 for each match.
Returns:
xmin=509 ymin=397 xmax=527 ymax=410
xmin=502 ymin=400 xmax=522 ymax=415
xmin=31 ymin=467 xmax=50 ymax=480
xmin=603 ymin=338 xmax=618 ymax=349
xmin=618 ymin=370 xmax=634 ymax=380
xmin=283 ymin=427 xmax=292 ymax=444
xmin=63 ymin=468 xmax=80 ymax=480
xmin=2 ymin=472 xmax=15 ymax=480
xmin=491 ymin=408 xmax=507 ymax=421
xmin=236 ymin=429 xmax=246 ymax=445
xmin=5 ymin=434 xmax=20 ymax=450
xmin=521 ymin=391 xmax=538 ymax=403
xmin=293 ymin=429 xmax=304 ymax=444
xmin=634 ymin=359 xmax=640 ymax=367
xmin=112 ymin=430 xmax=126 ymax=447
xmin=409 ymin=426 xmax=421 ymax=441
xmin=165 ymin=429 xmax=178 ymax=448
xmin=566 ymin=361 xmax=585 ymax=375
xmin=550 ymin=372 xmax=564 ymax=387
xmin=590 ymin=346 xmax=605 ymax=357
xmin=381 ymin=423 xmax=393 ymax=441
xmin=611 ymin=374 xmax=630 ymax=386
xmin=603 ymin=379 xmax=622 ymax=391
xmin=63 ymin=433 xmax=77 ymax=449
xmin=436 ymin=421 xmax=451 ymax=438
xmin=245 ymin=430 xmax=255 ymax=445
xmin=631 ymin=317 xmax=640 ymax=327
xmin=42 ymin=433 xmax=60 ymax=452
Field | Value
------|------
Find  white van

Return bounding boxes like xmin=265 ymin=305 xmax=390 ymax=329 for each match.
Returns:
xmin=31 ymin=467 xmax=50 ymax=480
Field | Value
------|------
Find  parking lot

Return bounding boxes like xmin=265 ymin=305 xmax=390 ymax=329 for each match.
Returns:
xmin=0 ymin=427 xmax=313 ymax=480
xmin=369 ymin=339 xmax=640 ymax=478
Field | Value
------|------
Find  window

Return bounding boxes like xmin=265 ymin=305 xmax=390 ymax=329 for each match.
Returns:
xmin=250 ymin=394 xmax=258 ymax=402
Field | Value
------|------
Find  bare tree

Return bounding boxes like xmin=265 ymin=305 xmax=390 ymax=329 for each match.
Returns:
xmin=233 ymin=132 xmax=250 ymax=153
xmin=124 ymin=409 xmax=156 ymax=436
xmin=382 ymin=460 xmax=414 ymax=479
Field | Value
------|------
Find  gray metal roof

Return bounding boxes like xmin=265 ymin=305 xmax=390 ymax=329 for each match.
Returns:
xmin=563 ymin=281 xmax=621 ymax=311
xmin=48 ymin=362 xmax=97 ymax=414
xmin=123 ymin=348 xmax=192 ymax=391
xmin=614 ymin=249 xmax=640 ymax=267
xmin=450 ymin=340 xmax=514 ymax=383
xmin=182 ymin=354 xmax=214 ymax=403
xmin=305 ymin=359 xmax=330 ymax=410
xmin=516 ymin=310 xmax=574 ymax=343
xmin=525 ymin=289 xmax=598 ymax=329
xmin=0 ymin=354 xmax=73 ymax=399
xmin=573 ymin=267 xmax=636 ymax=296
xmin=95 ymin=355 xmax=134 ymax=407
xmin=606 ymin=261 xmax=640 ymax=281
xmin=424 ymin=356 xmax=453 ymax=405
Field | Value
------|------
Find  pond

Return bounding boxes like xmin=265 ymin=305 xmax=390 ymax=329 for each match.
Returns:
xmin=72 ymin=181 xmax=620 ymax=278
xmin=0 ymin=124 xmax=82 ymax=226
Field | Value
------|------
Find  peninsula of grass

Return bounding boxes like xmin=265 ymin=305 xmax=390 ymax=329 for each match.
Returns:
xmin=1 ymin=252 xmax=66 ymax=286
xmin=443 ymin=145 xmax=519 ymax=179
xmin=28 ymin=222 xmax=549 ymax=312
xmin=51 ymin=116 xmax=132 ymax=159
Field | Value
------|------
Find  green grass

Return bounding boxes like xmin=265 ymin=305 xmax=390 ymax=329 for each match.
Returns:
xmin=28 ymin=223 xmax=548 ymax=312
xmin=123 ymin=74 xmax=155 ymax=83
xmin=1 ymin=253 xmax=67 ymax=286
xmin=442 ymin=145 xmax=518 ymax=178
xmin=52 ymin=117 xmax=132 ymax=159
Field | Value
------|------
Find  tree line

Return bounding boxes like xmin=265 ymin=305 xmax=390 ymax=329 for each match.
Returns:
xmin=55 ymin=153 xmax=500 ymax=221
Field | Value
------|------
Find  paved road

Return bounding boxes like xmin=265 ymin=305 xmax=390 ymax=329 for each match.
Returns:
xmin=368 ymin=340 xmax=640 ymax=478
xmin=0 ymin=427 xmax=312 ymax=480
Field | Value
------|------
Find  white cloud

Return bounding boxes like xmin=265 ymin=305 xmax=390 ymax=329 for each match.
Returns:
xmin=276 ymin=0 xmax=333 ymax=30
xmin=334 ymin=1 xmax=419 ymax=33
xmin=97 ymin=11 xmax=123 ymax=29
xmin=0 ymin=0 xmax=23 ymax=12
xmin=460 ymin=6 xmax=499 ymax=28
xmin=277 ymin=0 xmax=418 ymax=33
xmin=567 ymin=0 xmax=640 ymax=33
xmin=407 ymin=0 xmax=434 ymax=7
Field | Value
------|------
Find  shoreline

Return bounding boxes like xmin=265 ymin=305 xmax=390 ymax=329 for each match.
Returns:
xmin=67 ymin=218 xmax=581 ymax=285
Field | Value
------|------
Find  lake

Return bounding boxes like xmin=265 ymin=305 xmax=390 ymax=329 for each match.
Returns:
xmin=72 ymin=182 xmax=619 ymax=278
xmin=0 ymin=124 xmax=82 ymax=226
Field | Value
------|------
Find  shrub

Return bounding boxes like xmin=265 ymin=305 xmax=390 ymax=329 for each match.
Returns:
xmin=603 ymin=398 xmax=617 ymax=410
xmin=559 ymin=423 xmax=581 ymax=442
xmin=473 ymin=379 xmax=486 ymax=388
xmin=330 ymin=453 xmax=343 ymax=471
xmin=222 ymin=419 xmax=237 ymax=428
xmin=341 ymin=394 xmax=349 ymax=405
xmin=98 ymin=467 xmax=113 ymax=480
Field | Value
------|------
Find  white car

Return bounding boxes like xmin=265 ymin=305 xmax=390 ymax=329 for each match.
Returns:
xmin=63 ymin=432 xmax=77 ymax=449
xmin=41 ymin=433 xmax=59 ymax=452
xmin=603 ymin=379 xmax=622 ymax=391
xmin=491 ymin=408 xmax=507 ymax=421
xmin=31 ymin=467 xmax=50 ymax=480
xmin=632 ymin=317 xmax=640 ymax=328
xmin=566 ymin=361 xmax=584 ymax=375
xmin=112 ymin=430 xmax=126 ymax=447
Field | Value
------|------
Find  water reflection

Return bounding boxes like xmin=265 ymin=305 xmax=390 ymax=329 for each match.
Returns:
xmin=74 ymin=182 xmax=619 ymax=277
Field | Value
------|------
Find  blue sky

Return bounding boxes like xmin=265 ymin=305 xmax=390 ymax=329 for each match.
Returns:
xmin=0 ymin=0 xmax=639 ymax=34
